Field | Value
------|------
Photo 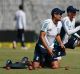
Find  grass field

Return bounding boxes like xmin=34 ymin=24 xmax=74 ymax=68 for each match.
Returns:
xmin=0 ymin=47 xmax=80 ymax=74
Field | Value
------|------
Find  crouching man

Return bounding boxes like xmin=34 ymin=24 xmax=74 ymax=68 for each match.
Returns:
xmin=33 ymin=8 xmax=65 ymax=69
xmin=60 ymin=6 xmax=80 ymax=49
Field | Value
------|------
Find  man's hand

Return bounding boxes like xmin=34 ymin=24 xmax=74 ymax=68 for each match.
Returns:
xmin=60 ymin=43 xmax=65 ymax=49
xmin=60 ymin=43 xmax=65 ymax=52
xmin=47 ymin=48 xmax=54 ymax=55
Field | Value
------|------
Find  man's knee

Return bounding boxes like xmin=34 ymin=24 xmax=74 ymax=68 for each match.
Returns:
xmin=51 ymin=61 xmax=60 ymax=69
xmin=33 ymin=61 xmax=40 ymax=69
xmin=52 ymin=65 xmax=59 ymax=69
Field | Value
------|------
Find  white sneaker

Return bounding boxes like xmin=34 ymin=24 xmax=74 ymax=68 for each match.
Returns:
xmin=21 ymin=47 xmax=28 ymax=50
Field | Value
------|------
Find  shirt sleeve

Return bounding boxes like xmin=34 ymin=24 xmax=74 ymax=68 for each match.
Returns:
xmin=41 ymin=22 xmax=49 ymax=32
xmin=57 ymin=21 xmax=62 ymax=34
xmin=63 ymin=19 xmax=80 ymax=35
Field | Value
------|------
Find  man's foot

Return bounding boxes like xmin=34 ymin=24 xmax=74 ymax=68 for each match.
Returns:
xmin=77 ymin=40 xmax=80 ymax=46
xmin=13 ymin=41 xmax=17 ymax=49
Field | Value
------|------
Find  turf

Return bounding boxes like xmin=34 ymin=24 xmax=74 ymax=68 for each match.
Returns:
xmin=0 ymin=47 xmax=80 ymax=74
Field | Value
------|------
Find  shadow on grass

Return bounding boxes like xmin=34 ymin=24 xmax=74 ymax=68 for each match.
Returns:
xmin=60 ymin=66 xmax=80 ymax=69
xmin=0 ymin=66 xmax=80 ymax=70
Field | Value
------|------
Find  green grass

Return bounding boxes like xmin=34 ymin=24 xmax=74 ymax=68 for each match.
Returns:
xmin=0 ymin=47 xmax=80 ymax=74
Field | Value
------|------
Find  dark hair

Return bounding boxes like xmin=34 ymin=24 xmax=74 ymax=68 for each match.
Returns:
xmin=67 ymin=6 xmax=79 ymax=13
xmin=19 ymin=5 xmax=23 ymax=10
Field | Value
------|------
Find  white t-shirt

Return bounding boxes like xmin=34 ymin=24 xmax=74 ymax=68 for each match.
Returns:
xmin=15 ymin=10 xmax=26 ymax=29
xmin=61 ymin=16 xmax=80 ymax=44
xmin=39 ymin=19 xmax=62 ymax=48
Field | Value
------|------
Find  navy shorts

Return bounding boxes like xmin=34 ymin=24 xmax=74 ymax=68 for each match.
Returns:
xmin=33 ymin=44 xmax=66 ymax=67
xmin=64 ymin=35 xmax=79 ymax=49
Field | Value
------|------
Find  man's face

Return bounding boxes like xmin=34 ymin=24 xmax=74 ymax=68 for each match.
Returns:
xmin=68 ymin=12 xmax=76 ymax=18
xmin=54 ymin=13 xmax=62 ymax=21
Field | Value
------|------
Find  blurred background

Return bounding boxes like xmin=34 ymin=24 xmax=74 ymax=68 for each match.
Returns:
xmin=0 ymin=0 xmax=80 ymax=43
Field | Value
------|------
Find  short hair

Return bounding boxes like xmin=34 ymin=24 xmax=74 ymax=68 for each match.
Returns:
xmin=19 ymin=5 xmax=23 ymax=10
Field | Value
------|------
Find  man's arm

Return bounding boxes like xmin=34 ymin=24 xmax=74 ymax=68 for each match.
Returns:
xmin=22 ymin=13 xmax=26 ymax=30
xmin=74 ymin=33 xmax=80 ymax=39
xmin=55 ymin=34 xmax=65 ymax=49
xmin=63 ymin=20 xmax=80 ymax=35
xmin=40 ymin=31 xmax=53 ymax=55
